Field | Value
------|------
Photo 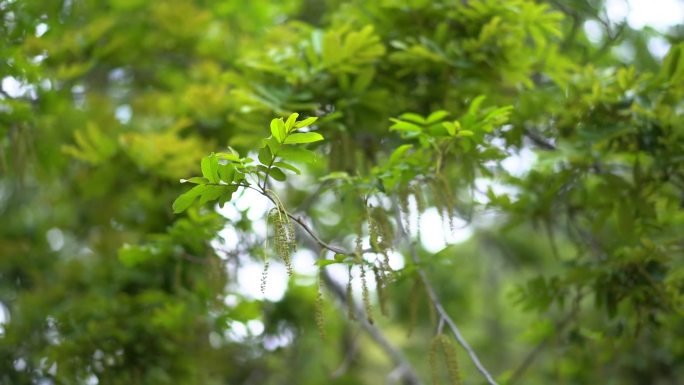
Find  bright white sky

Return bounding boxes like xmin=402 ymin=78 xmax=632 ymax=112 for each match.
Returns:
xmin=607 ymin=0 xmax=684 ymax=30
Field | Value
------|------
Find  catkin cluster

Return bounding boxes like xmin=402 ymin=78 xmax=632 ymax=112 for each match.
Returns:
xmin=430 ymin=334 xmax=462 ymax=385
xmin=268 ymin=207 xmax=296 ymax=277
xmin=315 ymin=268 xmax=326 ymax=339
xmin=398 ymin=183 xmax=428 ymax=238
xmin=360 ymin=263 xmax=374 ymax=325
xmin=430 ymin=175 xmax=457 ymax=231
xmin=367 ymin=205 xmax=394 ymax=253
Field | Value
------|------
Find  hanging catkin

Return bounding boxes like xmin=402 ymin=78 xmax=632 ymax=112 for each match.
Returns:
xmin=399 ymin=185 xmax=411 ymax=233
xmin=360 ymin=263 xmax=374 ymax=324
xmin=373 ymin=264 xmax=388 ymax=316
xmin=270 ymin=208 xmax=295 ymax=276
xmin=439 ymin=335 xmax=462 ymax=385
xmin=314 ymin=268 xmax=326 ymax=339
xmin=430 ymin=334 xmax=462 ymax=385
xmin=346 ymin=265 xmax=356 ymax=320
xmin=260 ymin=259 xmax=269 ymax=295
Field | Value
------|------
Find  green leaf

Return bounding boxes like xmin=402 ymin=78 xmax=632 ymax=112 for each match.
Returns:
xmin=264 ymin=136 xmax=281 ymax=154
xmin=201 ymin=154 xmax=219 ymax=183
xmin=398 ymin=113 xmax=426 ymax=125
xmin=199 ymin=185 xmax=225 ymax=205
xmin=320 ymin=171 xmax=350 ymax=181
xmin=294 ymin=116 xmax=319 ymax=128
xmin=268 ymin=167 xmax=287 ymax=181
xmin=388 ymin=144 xmax=413 ymax=166
xmin=285 ymin=112 xmax=299 ymax=132
xmin=270 ymin=118 xmax=286 ymax=142
xmin=172 ymin=185 xmax=204 ymax=213
xmin=283 ymin=132 xmax=324 ymax=144
xmin=218 ymin=164 xmax=235 ymax=184
xmin=215 ymin=151 xmax=240 ymax=162
xmin=118 ymin=245 xmax=154 ymax=268
xmin=278 ymin=147 xmax=316 ymax=164
xmin=273 ymin=161 xmax=301 ymax=174
xmin=443 ymin=121 xmax=458 ymax=136
xmin=389 ymin=119 xmax=422 ymax=132
xmin=468 ymin=95 xmax=487 ymax=115
xmin=427 ymin=110 xmax=449 ymax=124
xmin=315 ymin=259 xmax=341 ymax=267
xmin=258 ymin=146 xmax=272 ymax=165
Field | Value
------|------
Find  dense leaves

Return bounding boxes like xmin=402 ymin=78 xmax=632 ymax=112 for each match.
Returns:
xmin=2 ymin=1 xmax=684 ymax=385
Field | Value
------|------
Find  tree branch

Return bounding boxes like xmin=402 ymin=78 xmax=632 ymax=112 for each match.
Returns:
xmin=297 ymin=234 xmax=423 ymax=385
xmin=251 ymin=184 xmax=423 ymax=384
xmin=393 ymin=200 xmax=499 ymax=385
xmin=250 ymin=182 xmax=495 ymax=384
xmin=409 ymin=248 xmax=500 ymax=385
xmin=320 ymin=261 xmax=424 ymax=385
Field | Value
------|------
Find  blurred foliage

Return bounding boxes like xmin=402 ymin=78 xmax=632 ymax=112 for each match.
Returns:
xmin=1 ymin=0 xmax=684 ymax=384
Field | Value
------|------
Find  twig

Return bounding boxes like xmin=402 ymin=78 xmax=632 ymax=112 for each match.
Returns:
xmin=393 ymin=199 xmax=499 ymax=385
xmin=523 ymin=127 xmax=556 ymax=150
xmin=409 ymin=243 xmax=499 ymax=385
xmin=321 ymin=267 xmax=423 ymax=385
xmin=241 ymin=174 xmax=495 ymax=384
xmin=249 ymin=183 xmax=423 ymax=384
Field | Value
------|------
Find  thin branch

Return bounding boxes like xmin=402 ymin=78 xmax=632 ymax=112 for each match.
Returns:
xmin=409 ymin=242 xmax=499 ymax=385
xmin=523 ymin=128 xmax=556 ymax=150
xmin=393 ymin=200 xmax=499 ymax=385
xmin=286 ymin=212 xmax=351 ymax=255
xmin=249 ymin=183 xmax=423 ymax=384
xmin=255 ymin=177 xmax=497 ymax=384
xmin=321 ymin=266 xmax=423 ymax=385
